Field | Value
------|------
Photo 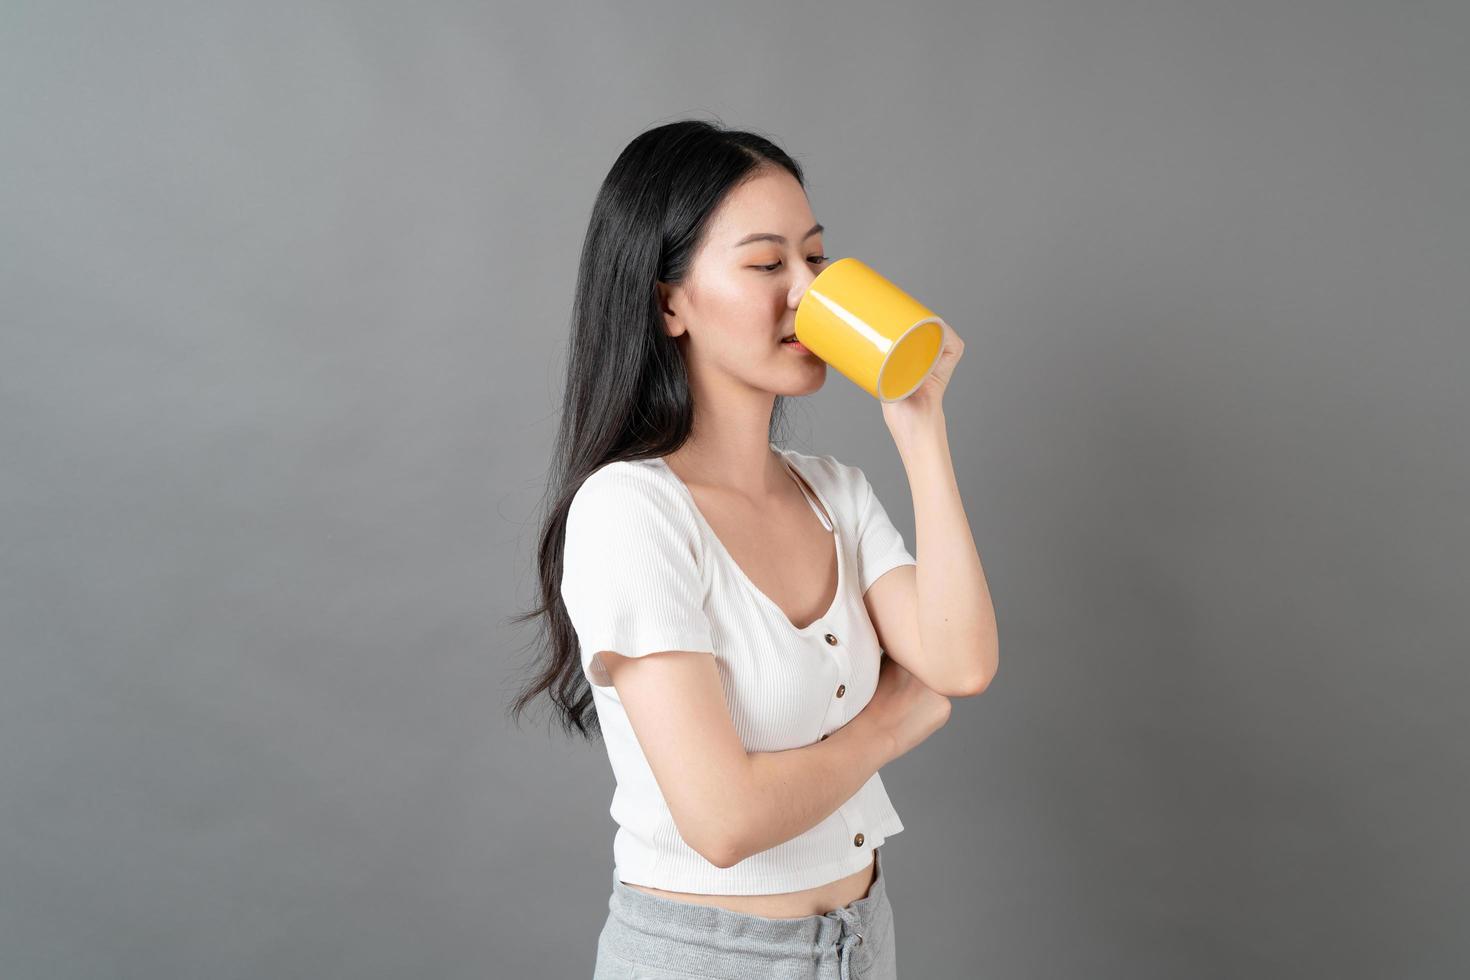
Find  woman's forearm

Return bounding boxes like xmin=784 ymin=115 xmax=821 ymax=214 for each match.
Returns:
xmin=726 ymin=711 xmax=896 ymax=867
xmin=892 ymin=411 xmax=999 ymax=691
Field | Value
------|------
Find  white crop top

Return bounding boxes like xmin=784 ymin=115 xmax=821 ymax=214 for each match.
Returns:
xmin=559 ymin=442 xmax=917 ymax=894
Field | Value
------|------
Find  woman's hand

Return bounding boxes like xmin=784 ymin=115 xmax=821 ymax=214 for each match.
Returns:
xmin=879 ymin=318 xmax=964 ymax=438
xmin=864 ymin=653 xmax=953 ymax=762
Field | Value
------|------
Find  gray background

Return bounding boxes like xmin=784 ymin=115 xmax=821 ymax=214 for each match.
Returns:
xmin=3 ymin=1 xmax=1466 ymax=977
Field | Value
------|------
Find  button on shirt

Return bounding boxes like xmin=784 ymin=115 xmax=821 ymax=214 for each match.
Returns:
xmin=559 ymin=443 xmax=917 ymax=895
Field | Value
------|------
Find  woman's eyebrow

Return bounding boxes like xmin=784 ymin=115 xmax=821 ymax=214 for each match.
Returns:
xmin=732 ymin=223 xmax=824 ymax=248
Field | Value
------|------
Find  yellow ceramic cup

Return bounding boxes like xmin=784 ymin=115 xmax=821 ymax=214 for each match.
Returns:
xmin=793 ymin=257 xmax=947 ymax=402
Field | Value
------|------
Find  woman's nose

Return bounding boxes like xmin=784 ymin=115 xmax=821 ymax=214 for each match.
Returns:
xmin=789 ymin=264 xmax=819 ymax=306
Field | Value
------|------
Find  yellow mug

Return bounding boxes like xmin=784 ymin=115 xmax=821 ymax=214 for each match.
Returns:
xmin=793 ymin=257 xmax=948 ymax=402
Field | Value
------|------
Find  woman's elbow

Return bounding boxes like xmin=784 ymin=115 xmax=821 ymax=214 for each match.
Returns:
xmin=683 ymin=828 xmax=742 ymax=869
xmin=673 ymin=808 xmax=746 ymax=870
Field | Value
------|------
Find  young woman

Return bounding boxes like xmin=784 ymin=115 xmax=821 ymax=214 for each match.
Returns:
xmin=510 ymin=119 xmax=998 ymax=979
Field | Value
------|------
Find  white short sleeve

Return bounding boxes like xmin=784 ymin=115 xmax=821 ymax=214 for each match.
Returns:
xmin=560 ymin=463 xmax=716 ymax=688
xmin=854 ymin=467 xmax=917 ymax=595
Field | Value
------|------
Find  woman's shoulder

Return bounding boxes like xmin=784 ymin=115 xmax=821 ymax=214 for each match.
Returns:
xmin=776 ymin=442 xmax=871 ymax=484
xmin=580 ymin=454 xmax=666 ymax=486
xmin=773 ymin=444 xmax=872 ymax=512
xmin=569 ymin=456 xmax=696 ymax=527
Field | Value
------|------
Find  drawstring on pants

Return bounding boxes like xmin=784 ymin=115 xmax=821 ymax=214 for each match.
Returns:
xmin=825 ymin=905 xmax=865 ymax=980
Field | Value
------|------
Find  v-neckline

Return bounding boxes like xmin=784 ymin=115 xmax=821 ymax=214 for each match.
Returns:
xmin=654 ymin=446 xmax=842 ymax=636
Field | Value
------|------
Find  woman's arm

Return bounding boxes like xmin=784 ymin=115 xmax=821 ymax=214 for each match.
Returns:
xmin=606 ymin=648 xmax=899 ymax=869
xmin=876 ymin=320 xmax=999 ymax=695
xmin=730 ymin=653 xmax=951 ymax=866
xmin=884 ymin=412 xmax=998 ymax=693
xmin=728 ymin=709 xmax=896 ymax=866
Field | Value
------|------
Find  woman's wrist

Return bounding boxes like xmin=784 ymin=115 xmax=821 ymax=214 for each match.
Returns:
xmin=846 ymin=705 xmax=899 ymax=768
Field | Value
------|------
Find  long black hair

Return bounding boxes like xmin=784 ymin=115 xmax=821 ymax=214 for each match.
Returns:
xmin=506 ymin=118 xmax=807 ymax=740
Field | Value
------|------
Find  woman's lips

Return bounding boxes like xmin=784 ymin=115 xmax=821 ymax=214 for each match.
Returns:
xmin=780 ymin=337 xmax=812 ymax=354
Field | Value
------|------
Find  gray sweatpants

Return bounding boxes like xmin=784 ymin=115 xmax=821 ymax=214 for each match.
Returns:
xmin=592 ymin=846 xmax=896 ymax=980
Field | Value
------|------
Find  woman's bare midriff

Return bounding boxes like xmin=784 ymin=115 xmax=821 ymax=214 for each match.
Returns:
xmin=620 ymin=850 xmax=877 ymax=919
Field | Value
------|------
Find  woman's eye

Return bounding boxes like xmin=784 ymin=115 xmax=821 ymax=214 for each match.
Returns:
xmin=754 ymin=256 xmax=829 ymax=272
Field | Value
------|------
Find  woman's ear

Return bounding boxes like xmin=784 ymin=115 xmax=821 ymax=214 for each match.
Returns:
xmin=655 ymin=280 xmax=687 ymax=339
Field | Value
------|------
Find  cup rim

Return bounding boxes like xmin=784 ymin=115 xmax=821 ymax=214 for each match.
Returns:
xmin=877 ymin=316 xmax=947 ymax=403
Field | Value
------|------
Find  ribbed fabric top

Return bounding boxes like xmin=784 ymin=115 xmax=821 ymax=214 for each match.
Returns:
xmin=560 ymin=443 xmax=917 ymax=895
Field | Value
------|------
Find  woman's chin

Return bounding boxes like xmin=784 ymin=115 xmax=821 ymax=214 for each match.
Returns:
xmin=776 ymin=366 xmax=827 ymax=397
